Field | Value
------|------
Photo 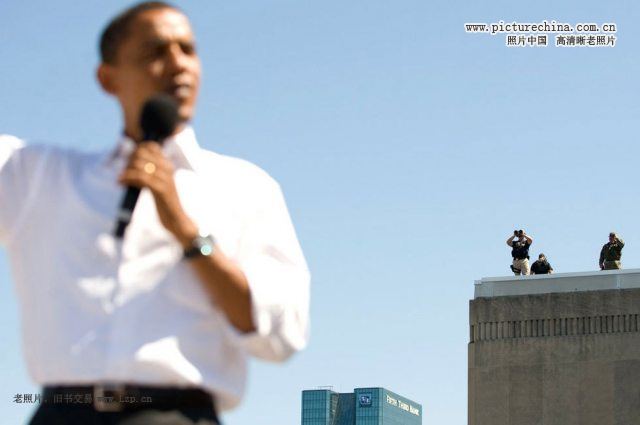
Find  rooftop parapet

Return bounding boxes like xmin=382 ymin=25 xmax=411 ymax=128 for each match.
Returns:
xmin=474 ymin=269 xmax=640 ymax=299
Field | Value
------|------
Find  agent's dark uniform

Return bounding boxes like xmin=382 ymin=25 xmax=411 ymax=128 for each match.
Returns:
xmin=531 ymin=259 xmax=553 ymax=274
xmin=600 ymin=237 xmax=624 ymax=270
xmin=511 ymin=240 xmax=531 ymax=275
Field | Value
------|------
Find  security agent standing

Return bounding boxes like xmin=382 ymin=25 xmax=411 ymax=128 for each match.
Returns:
xmin=507 ymin=230 xmax=533 ymax=275
xmin=531 ymin=253 xmax=553 ymax=275
xmin=600 ymin=232 xmax=625 ymax=270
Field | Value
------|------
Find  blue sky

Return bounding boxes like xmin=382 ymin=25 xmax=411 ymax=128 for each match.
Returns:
xmin=1 ymin=1 xmax=638 ymax=424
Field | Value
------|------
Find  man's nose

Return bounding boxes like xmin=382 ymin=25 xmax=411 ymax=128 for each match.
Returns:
xmin=166 ymin=44 xmax=189 ymax=72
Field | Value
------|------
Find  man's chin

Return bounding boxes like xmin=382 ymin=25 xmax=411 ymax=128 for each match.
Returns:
xmin=176 ymin=103 xmax=195 ymax=124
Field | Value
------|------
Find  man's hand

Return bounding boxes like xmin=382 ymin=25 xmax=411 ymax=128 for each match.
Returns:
xmin=117 ymin=142 xmax=255 ymax=333
xmin=118 ymin=142 xmax=197 ymax=247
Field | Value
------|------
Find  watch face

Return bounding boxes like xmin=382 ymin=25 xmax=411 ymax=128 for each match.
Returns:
xmin=195 ymin=235 xmax=215 ymax=256
xmin=199 ymin=244 xmax=213 ymax=256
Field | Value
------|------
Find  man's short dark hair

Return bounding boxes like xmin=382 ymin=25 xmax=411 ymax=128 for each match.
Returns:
xmin=99 ymin=1 xmax=180 ymax=64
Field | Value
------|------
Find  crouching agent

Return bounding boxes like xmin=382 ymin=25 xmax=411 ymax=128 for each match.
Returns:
xmin=531 ymin=253 xmax=553 ymax=275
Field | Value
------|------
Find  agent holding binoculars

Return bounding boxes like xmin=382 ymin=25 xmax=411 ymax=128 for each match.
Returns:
xmin=506 ymin=230 xmax=534 ymax=275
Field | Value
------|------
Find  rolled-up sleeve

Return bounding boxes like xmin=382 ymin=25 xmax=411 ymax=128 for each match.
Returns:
xmin=0 ymin=135 xmax=28 ymax=244
xmin=231 ymin=178 xmax=310 ymax=362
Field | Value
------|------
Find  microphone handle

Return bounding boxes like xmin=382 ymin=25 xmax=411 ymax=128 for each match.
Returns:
xmin=114 ymin=186 xmax=141 ymax=238
xmin=113 ymin=133 xmax=162 ymax=238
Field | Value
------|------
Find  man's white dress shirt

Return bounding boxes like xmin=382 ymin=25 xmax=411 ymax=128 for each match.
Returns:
xmin=0 ymin=127 xmax=310 ymax=411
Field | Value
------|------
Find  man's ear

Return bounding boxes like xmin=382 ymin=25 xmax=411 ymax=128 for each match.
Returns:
xmin=97 ymin=63 xmax=117 ymax=95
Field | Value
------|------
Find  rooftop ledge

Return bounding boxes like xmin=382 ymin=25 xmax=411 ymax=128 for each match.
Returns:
xmin=474 ymin=269 xmax=640 ymax=299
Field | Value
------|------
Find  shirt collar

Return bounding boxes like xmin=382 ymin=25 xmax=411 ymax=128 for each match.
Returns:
xmin=107 ymin=125 xmax=202 ymax=171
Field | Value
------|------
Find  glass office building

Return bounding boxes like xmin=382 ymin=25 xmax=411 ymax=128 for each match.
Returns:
xmin=301 ymin=387 xmax=422 ymax=425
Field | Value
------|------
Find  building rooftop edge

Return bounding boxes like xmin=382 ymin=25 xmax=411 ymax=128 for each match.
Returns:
xmin=474 ymin=268 xmax=640 ymax=299
xmin=301 ymin=387 xmax=422 ymax=407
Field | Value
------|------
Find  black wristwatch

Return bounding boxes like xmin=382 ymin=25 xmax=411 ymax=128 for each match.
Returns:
xmin=183 ymin=232 xmax=216 ymax=259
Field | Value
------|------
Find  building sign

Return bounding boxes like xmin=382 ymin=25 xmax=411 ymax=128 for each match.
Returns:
xmin=359 ymin=394 xmax=372 ymax=407
xmin=386 ymin=394 xmax=420 ymax=416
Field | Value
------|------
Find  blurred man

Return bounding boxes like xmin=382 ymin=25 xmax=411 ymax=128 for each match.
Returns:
xmin=600 ymin=232 xmax=624 ymax=270
xmin=531 ymin=253 xmax=553 ymax=275
xmin=507 ymin=229 xmax=533 ymax=276
xmin=0 ymin=2 xmax=310 ymax=424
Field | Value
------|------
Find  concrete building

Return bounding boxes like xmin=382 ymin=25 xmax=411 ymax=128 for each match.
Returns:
xmin=301 ymin=387 xmax=422 ymax=425
xmin=469 ymin=269 xmax=640 ymax=425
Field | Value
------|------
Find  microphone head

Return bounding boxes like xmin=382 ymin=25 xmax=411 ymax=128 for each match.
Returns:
xmin=139 ymin=94 xmax=181 ymax=142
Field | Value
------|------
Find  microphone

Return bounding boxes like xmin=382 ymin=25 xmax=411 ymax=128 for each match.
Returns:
xmin=113 ymin=94 xmax=180 ymax=238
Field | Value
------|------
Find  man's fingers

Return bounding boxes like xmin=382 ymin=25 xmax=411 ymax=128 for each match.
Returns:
xmin=128 ymin=158 xmax=171 ymax=175
xmin=128 ymin=147 xmax=163 ymax=164
xmin=118 ymin=144 xmax=176 ymax=198
xmin=118 ymin=169 xmax=151 ymax=187
xmin=133 ymin=141 xmax=163 ymax=155
xmin=118 ymin=167 xmax=166 ymax=184
xmin=139 ymin=141 xmax=163 ymax=153
xmin=119 ymin=167 xmax=172 ymax=194
xmin=127 ymin=142 xmax=167 ymax=165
